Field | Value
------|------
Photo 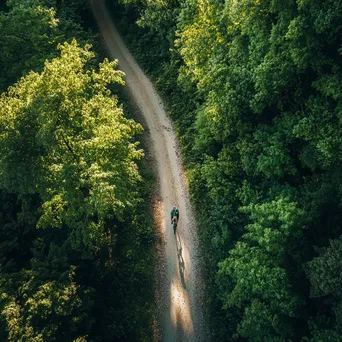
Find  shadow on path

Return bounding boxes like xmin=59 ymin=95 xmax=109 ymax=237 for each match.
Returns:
xmin=175 ymin=231 xmax=186 ymax=289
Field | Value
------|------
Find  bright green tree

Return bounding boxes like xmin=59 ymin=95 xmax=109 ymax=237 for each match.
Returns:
xmin=0 ymin=40 xmax=146 ymax=340
xmin=219 ymin=196 xmax=303 ymax=341
xmin=0 ymin=40 xmax=143 ymax=251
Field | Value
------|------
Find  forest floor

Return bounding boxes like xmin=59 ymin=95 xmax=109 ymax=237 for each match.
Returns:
xmin=92 ymin=0 xmax=209 ymax=340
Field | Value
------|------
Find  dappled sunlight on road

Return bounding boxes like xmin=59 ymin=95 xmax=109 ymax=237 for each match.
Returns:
xmin=168 ymin=230 xmax=194 ymax=338
xmin=170 ymin=277 xmax=194 ymax=338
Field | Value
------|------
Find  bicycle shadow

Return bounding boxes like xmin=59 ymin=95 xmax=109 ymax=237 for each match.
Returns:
xmin=175 ymin=230 xmax=186 ymax=289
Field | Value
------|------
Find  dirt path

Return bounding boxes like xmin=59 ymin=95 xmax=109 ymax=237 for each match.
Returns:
xmin=92 ymin=1 xmax=209 ymax=340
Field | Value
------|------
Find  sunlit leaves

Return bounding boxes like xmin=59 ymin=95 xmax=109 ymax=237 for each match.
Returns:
xmin=100 ymin=0 xmax=342 ymax=339
xmin=0 ymin=41 xmax=143 ymax=250
xmin=1 ymin=267 xmax=92 ymax=341
xmin=0 ymin=1 xmax=156 ymax=340
xmin=219 ymin=197 xmax=303 ymax=340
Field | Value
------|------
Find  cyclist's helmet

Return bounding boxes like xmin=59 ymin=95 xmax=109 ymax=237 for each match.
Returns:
xmin=172 ymin=205 xmax=176 ymax=210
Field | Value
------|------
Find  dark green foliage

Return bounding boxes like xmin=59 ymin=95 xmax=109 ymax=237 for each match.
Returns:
xmin=0 ymin=0 xmax=98 ymax=92
xmin=304 ymin=238 xmax=342 ymax=340
xmin=106 ymin=0 xmax=342 ymax=340
xmin=0 ymin=0 xmax=61 ymax=90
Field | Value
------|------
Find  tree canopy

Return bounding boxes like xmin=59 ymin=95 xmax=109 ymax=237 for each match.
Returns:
xmin=0 ymin=1 xmax=155 ymax=340
xmin=107 ymin=0 xmax=342 ymax=339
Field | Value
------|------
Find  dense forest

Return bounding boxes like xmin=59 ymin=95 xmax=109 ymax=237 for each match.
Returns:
xmin=107 ymin=0 xmax=342 ymax=341
xmin=2 ymin=0 xmax=342 ymax=341
xmin=0 ymin=1 xmax=155 ymax=341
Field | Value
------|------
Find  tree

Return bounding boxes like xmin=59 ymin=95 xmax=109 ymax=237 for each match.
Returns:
xmin=218 ymin=196 xmax=303 ymax=341
xmin=0 ymin=40 xmax=146 ymax=339
xmin=90 ymin=0 xmax=342 ymax=339
xmin=0 ymin=40 xmax=143 ymax=233
xmin=0 ymin=0 xmax=96 ymax=92
xmin=304 ymin=237 xmax=342 ymax=340
xmin=0 ymin=0 xmax=62 ymax=90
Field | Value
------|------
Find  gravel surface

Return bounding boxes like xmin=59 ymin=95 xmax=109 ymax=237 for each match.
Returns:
xmin=92 ymin=1 xmax=210 ymax=340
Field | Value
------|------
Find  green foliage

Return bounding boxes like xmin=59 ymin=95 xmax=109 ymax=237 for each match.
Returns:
xmin=0 ymin=41 xmax=142 ymax=245
xmin=0 ymin=1 xmax=156 ymax=339
xmin=1 ymin=268 xmax=92 ymax=342
xmin=0 ymin=0 xmax=96 ymax=92
xmin=108 ymin=0 xmax=342 ymax=339
xmin=0 ymin=0 xmax=61 ymax=90
xmin=303 ymin=238 xmax=342 ymax=340
xmin=219 ymin=197 xmax=303 ymax=340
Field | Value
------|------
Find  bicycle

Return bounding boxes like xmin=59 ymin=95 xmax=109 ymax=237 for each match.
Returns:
xmin=172 ymin=216 xmax=177 ymax=234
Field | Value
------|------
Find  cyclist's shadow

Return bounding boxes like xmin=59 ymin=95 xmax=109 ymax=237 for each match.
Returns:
xmin=175 ymin=231 xmax=186 ymax=289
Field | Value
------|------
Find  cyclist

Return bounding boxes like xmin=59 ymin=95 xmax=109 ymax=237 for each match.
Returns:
xmin=170 ymin=205 xmax=179 ymax=226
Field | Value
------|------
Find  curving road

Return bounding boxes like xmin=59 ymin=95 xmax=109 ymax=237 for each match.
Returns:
xmin=92 ymin=1 xmax=209 ymax=340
